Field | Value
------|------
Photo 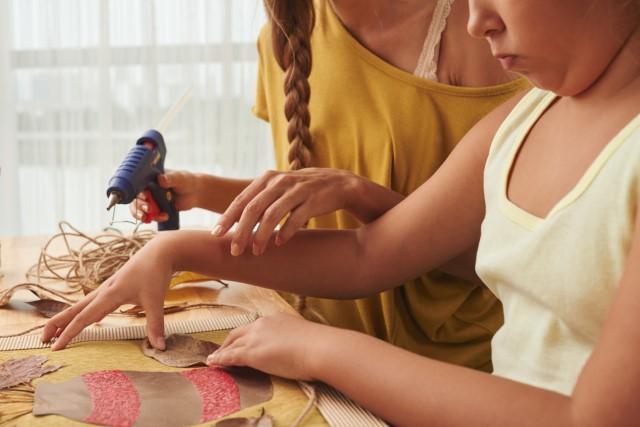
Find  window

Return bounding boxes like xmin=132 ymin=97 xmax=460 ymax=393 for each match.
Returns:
xmin=0 ymin=0 xmax=273 ymax=235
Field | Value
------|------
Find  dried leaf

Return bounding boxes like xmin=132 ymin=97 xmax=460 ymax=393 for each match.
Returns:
xmin=0 ymin=355 xmax=63 ymax=390
xmin=0 ymin=283 xmax=75 ymax=307
xmin=26 ymin=299 xmax=71 ymax=318
xmin=142 ymin=334 xmax=220 ymax=367
xmin=121 ymin=302 xmax=245 ymax=317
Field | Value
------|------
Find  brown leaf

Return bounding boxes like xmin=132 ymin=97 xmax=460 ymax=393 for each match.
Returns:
xmin=0 ymin=355 xmax=63 ymax=390
xmin=141 ymin=334 xmax=220 ymax=367
xmin=0 ymin=283 xmax=75 ymax=307
xmin=26 ymin=299 xmax=71 ymax=318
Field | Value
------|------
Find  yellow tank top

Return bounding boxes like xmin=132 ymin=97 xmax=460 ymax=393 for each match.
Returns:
xmin=253 ymin=0 xmax=530 ymax=370
xmin=477 ymin=89 xmax=640 ymax=394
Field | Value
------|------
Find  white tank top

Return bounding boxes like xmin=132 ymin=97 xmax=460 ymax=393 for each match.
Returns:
xmin=476 ymin=88 xmax=640 ymax=395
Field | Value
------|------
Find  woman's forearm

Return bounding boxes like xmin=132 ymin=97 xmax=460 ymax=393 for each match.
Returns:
xmin=195 ymin=174 xmax=252 ymax=213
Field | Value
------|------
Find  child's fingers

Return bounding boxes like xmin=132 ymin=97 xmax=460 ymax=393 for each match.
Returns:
xmin=207 ymin=346 xmax=247 ymax=367
xmin=218 ymin=324 xmax=251 ymax=351
xmin=143 ymin=303 xmax=166 ymax=350
xmin=41 ymin=291 xmax=99 ymax=342
xmin=51 ymin=293 xmax=120 ymax=350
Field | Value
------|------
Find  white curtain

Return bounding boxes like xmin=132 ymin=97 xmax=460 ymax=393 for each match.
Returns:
xmin=0 ymin=0 xmax=273 ymax=236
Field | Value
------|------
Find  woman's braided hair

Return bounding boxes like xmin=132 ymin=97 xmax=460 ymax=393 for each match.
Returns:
xmin=263 ymin=0 xmax=315 ymax=170
xmin=263 ymin=0 xmax=328 ymax=323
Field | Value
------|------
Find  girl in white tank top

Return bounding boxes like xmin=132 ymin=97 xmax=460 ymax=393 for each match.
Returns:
xmin=44 ymin=1 xmax=640 ymax=426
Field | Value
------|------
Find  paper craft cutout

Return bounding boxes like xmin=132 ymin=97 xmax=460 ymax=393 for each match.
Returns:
xmin=142 ymin=334 xmax=220 ymax=367
xmin=0 ymin=355 xmax=62 ymax=390
xmin=34 ymin=366 xmax=273 ymax=427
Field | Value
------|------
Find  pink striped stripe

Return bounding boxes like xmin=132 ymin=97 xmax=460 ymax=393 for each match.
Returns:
xmin=181 ymin=367 xmax=241 ymax=422
xmin=82 ymin=370 xmax=141 ymax=427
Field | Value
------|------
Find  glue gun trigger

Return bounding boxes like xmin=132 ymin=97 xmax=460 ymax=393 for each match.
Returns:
xmin=140 ymin=190 xmax=162 ymax=224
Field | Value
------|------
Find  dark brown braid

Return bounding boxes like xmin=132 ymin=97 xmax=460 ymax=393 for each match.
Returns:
xmin=263 ymin=0 xmax=315 ymax=170
xmin=263 ymin=0 xmax=328 ymax=323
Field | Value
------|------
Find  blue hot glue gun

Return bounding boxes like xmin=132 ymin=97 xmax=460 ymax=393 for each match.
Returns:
xmin=105 ymin=129 xmax=179 ymax=231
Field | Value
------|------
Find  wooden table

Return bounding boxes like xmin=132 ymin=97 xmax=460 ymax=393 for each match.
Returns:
xmin=0 ymin=234 xmax=297 ymax=336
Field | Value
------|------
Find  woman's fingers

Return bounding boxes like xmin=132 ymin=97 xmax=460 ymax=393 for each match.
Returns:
xmin=277 ymin=203 xmax=314 ymax=245
xmin=229 ymin=186 xmax=284 ymax=256
xmin=252 ymin=194 xmax=305 ymax=255
xmin=213 ymin=180 xmax=266 ymax=237
xmin=130 ymin=194 xmax=150 ymax=220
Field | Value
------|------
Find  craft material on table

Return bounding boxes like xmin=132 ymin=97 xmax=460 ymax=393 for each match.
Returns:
xmin=33 ymin=366 xmax=273 ymax=427
xmin=0 ymin=355 xmax=63 ymax=424
xmin=0 ymin=316 xmax=259 ymax=351
xmin=215 ymin=409 xmax=273 ymax=427
xmin=0 ymin=355 xmax=62 ymax=390
xmin=0 ymin=221 xmax=225 ymax=339
xmin=142 ymin=334 xmax=220 ymax=368
xmin=0 ymin=330 xmax=326 ymax=427
xmin=1 ymin=221 xmax=218 ymax=297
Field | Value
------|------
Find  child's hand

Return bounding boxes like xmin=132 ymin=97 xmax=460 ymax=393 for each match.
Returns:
xmin=41 ymin=235 xmax=174 ymax=351
xmin=206 ymin=314 xmax=327 ymax=381
xmin=130 ymin=170 xmax=202 ymax=222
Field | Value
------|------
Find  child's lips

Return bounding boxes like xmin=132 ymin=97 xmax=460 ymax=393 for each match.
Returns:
xmin=495 ymin=54 xmax=517 ymax=70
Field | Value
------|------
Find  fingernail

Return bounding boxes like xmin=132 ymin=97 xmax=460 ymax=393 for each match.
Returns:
xmin=212 ymin=225 xmax=223 ymax=236
xmin=231 ymin=243 xmax=241 ymax=256
xmin=156 ymin=337 xmax=166 ymax=351
xmin=141 ymin=204 xmax=148 ymax=212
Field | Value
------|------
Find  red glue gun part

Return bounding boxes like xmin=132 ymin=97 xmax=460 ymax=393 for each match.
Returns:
xmin=140 ymin=190 xmax=161 ymax=224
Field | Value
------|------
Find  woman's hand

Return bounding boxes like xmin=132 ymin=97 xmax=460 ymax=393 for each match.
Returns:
xmin=206 ymin=314 xmax=329 ymax=381
xmin=130 ymin=170 xmax=203 ymax=223
xmin=213 ymin=168 xmax=384 ymax=257
xmin=41 ymin=234 xmax=175 ymax=351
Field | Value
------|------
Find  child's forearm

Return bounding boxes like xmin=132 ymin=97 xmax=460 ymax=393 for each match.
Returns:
xmin=311 ymin=328 xmax=576 ymax=427
xmin=163 ymin=229 xmax=375 ymax=299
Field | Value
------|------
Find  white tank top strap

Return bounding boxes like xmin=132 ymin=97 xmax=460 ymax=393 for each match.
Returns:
xmin=414 ymin=0 xmax=455 ymax=81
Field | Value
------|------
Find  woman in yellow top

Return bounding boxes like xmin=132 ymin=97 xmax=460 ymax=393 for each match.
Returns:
xmin=134 ymin=0 xmax=529 ymax=370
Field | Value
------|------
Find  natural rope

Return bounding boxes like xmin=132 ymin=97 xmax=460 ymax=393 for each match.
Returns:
xmin=26 ymin=221 xmax=155 ymax=295
xmin=0 ymin=221 xmax=233 ymax=338
xmin=0 ymin=383 xmax=35 ymax=424
xmin=291 ymin=383 xmax=318 ymax=427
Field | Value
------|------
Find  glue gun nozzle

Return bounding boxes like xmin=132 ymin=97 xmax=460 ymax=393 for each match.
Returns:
xmin=106 ymin=193 xmax=121 ymax=211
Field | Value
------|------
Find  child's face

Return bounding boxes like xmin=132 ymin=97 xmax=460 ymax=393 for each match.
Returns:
xmin=467 ymin=0 xmax=639 ymax=96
